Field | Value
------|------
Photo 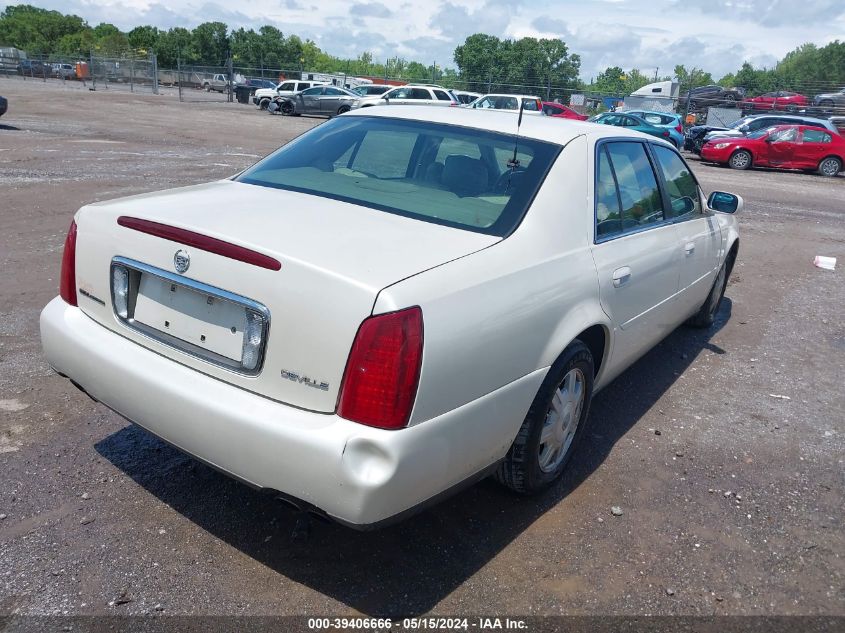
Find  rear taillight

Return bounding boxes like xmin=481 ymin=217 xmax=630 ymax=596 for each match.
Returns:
xmin=59 ymin=220 xmax=78 ymax=306
xmin=338 ymin=307 xmax=423 ymax=430
xmin=676 ymin=124 xmax=683 ymax=134
xmin=662 ymin=130 xmax=670 ymax=137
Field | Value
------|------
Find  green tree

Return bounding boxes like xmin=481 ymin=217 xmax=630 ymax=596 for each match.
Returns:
xmin=127 ymin=25 xmax=159 ymax=52
xmin=0 ymin=4 xmax=88 ymax=53
xmin=191 ymin=21 xmax=228 ymax=65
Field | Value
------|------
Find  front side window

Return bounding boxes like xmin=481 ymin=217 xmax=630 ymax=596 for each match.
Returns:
xmin=770 ymin=127 xmax=798 ymax=143
xmin=279 ymin=82 xmax=296 ymax=91
xmin=652 ymin=145 xmax=701 ymax=218
xmin=236 ymin=117 xmax=560 ymax=236
xmin=595 ymin=142 xmax=663 ymax=239
xmin=300 ymin=87 xmax=323 ymax=96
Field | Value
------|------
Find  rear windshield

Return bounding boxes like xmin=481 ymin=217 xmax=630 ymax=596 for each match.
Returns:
xmin=236 ymin=116 xmax=560 ymax=236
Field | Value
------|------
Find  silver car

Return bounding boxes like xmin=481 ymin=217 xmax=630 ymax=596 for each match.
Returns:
xmin=813 ymin=87 xmax=845 ymax=110
xmin=273 ymin=86 xmax=360 ymax=118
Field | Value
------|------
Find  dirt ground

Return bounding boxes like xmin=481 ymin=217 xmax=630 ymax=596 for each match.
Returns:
xmin=0 ymin=80 xmax=843 ymax=619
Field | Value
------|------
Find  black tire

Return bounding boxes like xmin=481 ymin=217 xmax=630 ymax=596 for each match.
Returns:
xmin=728 ymin=149 xmax=752 ymax=170
xmin=686 ymin=260 xmax=729 ymax=328
xmin=259 ymin=98 xmax=270 ymax=110
xmin=818 ymin=156 xmax=841 ymax=177
xmin=819 ymin=99 xmax=834 ymax=109
xmin=724 ymin=94 xmax=736 ymax=107
xmin=495 ymin=341 xmax=594 ymax=494
xmin=337 ymin=105 xmax=351 ymax=114
xmin=281 ymin=101 xmax=295 ymax=116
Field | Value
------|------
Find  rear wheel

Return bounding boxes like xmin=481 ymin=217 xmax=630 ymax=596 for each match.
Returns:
xmin=281 ymin=101 xmax=295 ymax=115
xmin=496 ymin=341 xmax=594 ymax=493
xmin=818 ymin=156 xmax=841 ymax=177
xmin=337 ymin=105 xmax=351 ymax=114
xmin=728 ymin=150 xmax=752 ymax=170
xmin=259 ymin=98 xmax=270 ymax=110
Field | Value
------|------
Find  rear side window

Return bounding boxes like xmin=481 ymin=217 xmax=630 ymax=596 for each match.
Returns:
xmin=434 ymin=90 xmax=452 ymax=101
xmin=803 ymin=130 xmax=832 ymax=143
xmin=410 ymin=88 xmax=431 ymax=100
xmin=652 ymin=145 xmax=701 ymax=218
xmin=595 ymin=142 xmax=663 ymax=240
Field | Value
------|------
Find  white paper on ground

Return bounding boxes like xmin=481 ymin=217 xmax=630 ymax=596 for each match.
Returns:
xmin=813 ymin=256 xmax=836 ymax=271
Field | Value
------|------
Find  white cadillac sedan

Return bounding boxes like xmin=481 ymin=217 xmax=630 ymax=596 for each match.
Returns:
xmin=40 ymin=107 xmax=741 ymax=529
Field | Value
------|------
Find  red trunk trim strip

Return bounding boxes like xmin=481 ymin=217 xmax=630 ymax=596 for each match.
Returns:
xmin=117 ymin=216 xmax=281 ymax=271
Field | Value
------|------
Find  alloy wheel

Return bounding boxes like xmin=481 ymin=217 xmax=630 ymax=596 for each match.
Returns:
xmin=538 ymin=368 xmax=585 ymax=473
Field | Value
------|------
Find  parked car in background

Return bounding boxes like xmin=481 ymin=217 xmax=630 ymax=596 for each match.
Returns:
xmin=741 ymin=91 xmax=808 ymax=112
xmin=0 ymin=95 xmax=7 ymax=117
xmin=813 ymin=87 xmax=845 ymax=110
xmin=352 ymin=84 xmax=393 ymax=97
xmin=468 ymin=94 xmax=543 ymax=114
xmin=201 ymin=73 xmax=232 ymax=92
xmin=588 ymin=112 xmax=675 ymax=144
xmin=622 ymin=110 xmax=684 ymax=148
xmin=243 ymin=78 xmax=276 ymax=90
xmin=51 ymin=63 xmax=76 ymax=79
xmin=40 ymin=106 xmax=740 ymax=528
xmin=700 ymin=124 xmax=844 ymax=176
xmin=271 ymin=86 xmax=360 ymax=117
xmin=686 ymin=114 xmax=839 ymax=153
xmin=353 ymin=85 xmax=459 ymax=108
xmin=678 ymin=85 xmax=745 ymax=110
xmin=253 ymin=80 xmax=329 ymax=109
xmin=451 ymin=90 xmax=481 ymax=105
xmin=16 ymin=60 xmax=48 ymax=77
xmin=542 ymin=102 xmax=588 ymax=120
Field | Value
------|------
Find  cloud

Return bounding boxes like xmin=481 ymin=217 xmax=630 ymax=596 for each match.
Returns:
xmin=349 ymin=2 xmax=393 ymax=18
xmin=680 ymin=0 xmax=845 ymax=27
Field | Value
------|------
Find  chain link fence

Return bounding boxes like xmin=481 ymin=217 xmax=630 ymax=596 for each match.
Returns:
xmin=2 ymin=48 xmax=843 ymax=127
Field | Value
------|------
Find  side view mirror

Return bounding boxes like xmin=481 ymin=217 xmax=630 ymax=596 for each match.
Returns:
xmin=708 ymin=191 xmax=743 ymax=214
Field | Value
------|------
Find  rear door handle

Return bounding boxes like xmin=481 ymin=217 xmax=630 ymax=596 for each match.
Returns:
xmin=685 ymin=242 xmax=695 ymax=256
xmin=612 ymin=266 xmax=632 ymax=288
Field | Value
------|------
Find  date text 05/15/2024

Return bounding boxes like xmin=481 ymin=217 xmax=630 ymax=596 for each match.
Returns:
xmin=307 ymin=618 xmax=528 ymax=630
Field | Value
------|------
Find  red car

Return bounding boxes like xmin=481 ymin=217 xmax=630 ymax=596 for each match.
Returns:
xmin=700 ymin=124 xmax=843 ymax=176
xmin=542 ymin=102 xmax=588 ymax=120
xmin=742 ymin=91 xmax=809 ymax=112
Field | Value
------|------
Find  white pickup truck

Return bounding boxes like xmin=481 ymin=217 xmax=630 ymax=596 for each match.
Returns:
xmin=253 ymin=80 xmax=328 ymax=109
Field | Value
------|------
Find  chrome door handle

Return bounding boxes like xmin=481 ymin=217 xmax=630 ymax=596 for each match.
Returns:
xmin=612 ymin=266 xmax=632 ymax=288
xmin=685 ymin=242 xmax=695 ymax=256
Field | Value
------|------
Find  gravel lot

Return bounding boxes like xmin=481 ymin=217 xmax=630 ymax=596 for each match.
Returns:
xmin=0 ymin=80 xmax=843 ymax=619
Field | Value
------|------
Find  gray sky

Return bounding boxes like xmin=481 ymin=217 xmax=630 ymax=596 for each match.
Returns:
xmin=6 ymin=0 xmax=844 ymax=79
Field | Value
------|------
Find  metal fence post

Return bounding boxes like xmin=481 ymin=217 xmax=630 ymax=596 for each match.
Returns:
xmin=227 ymin=55 xmax=233 ymax=102
xmin=177 ymin=58 xmax=183 ymax=102
xmin=151 ymin=52 xmax=159 ymax=94
xmin=90 ymin=50 xmax=96 ymax=90
xmin=130 ymin=55 xmax=134 ymax=92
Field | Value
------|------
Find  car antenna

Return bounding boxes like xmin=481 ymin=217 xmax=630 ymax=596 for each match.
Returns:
xmin=505 ymin=99 xmax=526 ymax=191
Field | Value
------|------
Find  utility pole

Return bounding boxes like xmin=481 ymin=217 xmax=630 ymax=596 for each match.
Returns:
xmin=654 ymin=67 xmax=659 ymax=81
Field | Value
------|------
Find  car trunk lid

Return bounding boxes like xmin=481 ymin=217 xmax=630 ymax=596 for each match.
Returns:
xmin=72 ymin=179 xmax=498 ymax=412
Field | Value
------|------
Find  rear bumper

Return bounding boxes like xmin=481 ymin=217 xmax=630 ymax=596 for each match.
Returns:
xmin=40 ymin=298 xmax=543 ymax=527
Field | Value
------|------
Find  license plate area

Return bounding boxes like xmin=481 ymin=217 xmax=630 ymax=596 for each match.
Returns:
xmin=110 ymin=257 xmax=270 ymax=375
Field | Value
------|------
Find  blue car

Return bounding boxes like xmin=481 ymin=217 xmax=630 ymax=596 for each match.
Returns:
xmin=624 ymin=110 xmax=685 ymax=149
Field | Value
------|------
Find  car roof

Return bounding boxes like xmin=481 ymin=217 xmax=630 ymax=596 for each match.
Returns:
xmin=344 ymin=105 xmax=662 ymax=146
xmin=478 ymin=93 xmax=541 ymax=99
xmin=746 ymin=113 xmax=830 ymax=124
